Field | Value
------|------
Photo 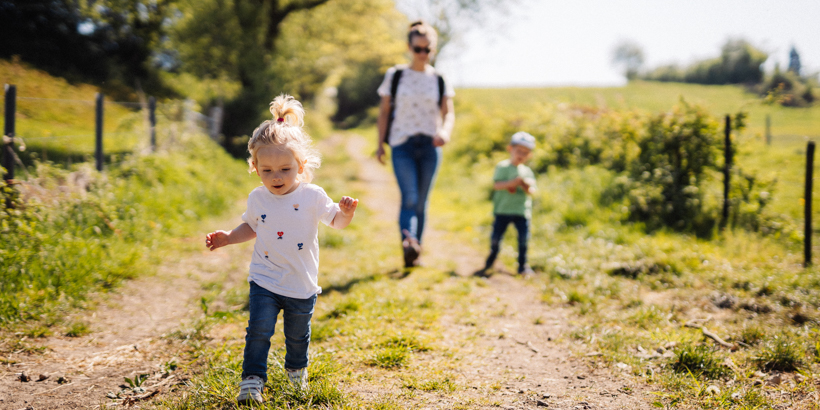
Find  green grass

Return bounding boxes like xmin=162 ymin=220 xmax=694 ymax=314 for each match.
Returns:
xmin=429 ymin=82 xmax=820 ymax=408
xmin=0 ymin=60 xmax=257 ymax=331
xmin=458 ymin=81 xmax=820 ymax=138
xmin=0 ymin=58 xmax=189 ymax=166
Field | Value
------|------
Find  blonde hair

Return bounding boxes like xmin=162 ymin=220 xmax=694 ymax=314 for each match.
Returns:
xmin=247 ymin=94 xmax=321 ymax=183
xmin=408 ymin=20 xmax=438 ymax=50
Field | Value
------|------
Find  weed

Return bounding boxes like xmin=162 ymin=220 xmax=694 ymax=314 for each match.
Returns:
xmin=753 ymin=335 xmax=804 ymax=372
xmin=670 ymin=344 xmax=729 ymax=379
xmin=739 ymin=325 xmax=766 ymax=345
xmin=368 ymin=346 xmax=410 ymax=368
xmin=65 ymin=322 xmax=91 ymax=338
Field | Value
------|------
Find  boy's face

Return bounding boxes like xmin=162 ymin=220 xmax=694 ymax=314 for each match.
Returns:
xmin=254 ymin=145 xmax=303 ymax=195
xmin=508 ymin=144 xmax=532 ymax=166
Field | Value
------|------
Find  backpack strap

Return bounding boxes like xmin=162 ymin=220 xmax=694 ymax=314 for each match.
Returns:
xmin=437 ymin=74 xmax=445 ymax=107
xmin=385 ymin=69 xmax=404 ymax=144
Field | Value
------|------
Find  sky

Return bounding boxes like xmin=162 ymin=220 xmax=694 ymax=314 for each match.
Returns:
xmin=428 ymin=0 xmax=820 ymax=88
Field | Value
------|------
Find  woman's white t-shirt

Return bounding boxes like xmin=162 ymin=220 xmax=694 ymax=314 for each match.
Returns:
xmin=242 ymin=183 xmax=339 ymax=299
xmin=377 ymin=64 xmax=456 ymax=147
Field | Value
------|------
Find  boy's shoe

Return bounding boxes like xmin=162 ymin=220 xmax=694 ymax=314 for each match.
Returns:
xmin=236 ymin=375 xmax=264 ymax=405
xmin=286 ymin=367 xmax=308 ymax=389
xmin=518 ymin=266 xmax=535 ymax=278
xmin=473 ymin=265 xmax=492 ymax=277
xmin=401 ymin=232 xmax=422 ymax=268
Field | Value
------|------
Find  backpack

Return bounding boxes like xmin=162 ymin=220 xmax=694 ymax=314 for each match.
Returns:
xmin=385 ymin=69 xmax=446 ymax=144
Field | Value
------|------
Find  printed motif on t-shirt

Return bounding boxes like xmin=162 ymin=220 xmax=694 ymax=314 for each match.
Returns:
xmin=261 ymin=214 xmax=266 ymax=223
xmin=277 ymin=231 xmax=284 ymax=239
xmin=293 ymin=204 xmax=299 ymax=211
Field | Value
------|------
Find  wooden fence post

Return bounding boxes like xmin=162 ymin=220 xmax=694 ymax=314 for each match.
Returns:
xmin=722 ymin=114 xmax=732 ymax=228
xmin=805 ymin=141 xmax=815 ymax=268
xmin=149 ymin=96 xmax=156 ymax=151
xmin=765 ymin=114 xmax=771 ymax=145
xmin=3 ymin=84 xmax=15 ymax=181
xmin=95 ymin=93 xmax=103 ymax=171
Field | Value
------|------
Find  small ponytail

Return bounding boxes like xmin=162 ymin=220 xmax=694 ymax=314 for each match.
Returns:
xmin=248 ymin=94 xmax=320 ymax=183
xmin=269 ymin=94 xmax=305 ymax=127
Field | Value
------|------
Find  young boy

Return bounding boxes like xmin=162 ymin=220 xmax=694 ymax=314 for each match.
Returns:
xmin=479 ymin=131 xmax=537 ymax=277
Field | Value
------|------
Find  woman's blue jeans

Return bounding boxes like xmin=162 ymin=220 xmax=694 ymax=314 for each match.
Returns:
xmin=485 ymin=214 xmax=530 ymax=272
xmin=391 ymin=134 xmax=442 ymax=244
xmin=241 ymin=281 xmax=317 ymax=382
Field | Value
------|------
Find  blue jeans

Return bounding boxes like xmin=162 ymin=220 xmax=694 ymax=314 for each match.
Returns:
xmin=242 ymin=282 xmax=317 ymax=382
xmin=485 ymin=214 xmax=530 ymax=272
xmin=391 ymin=134 xmax=442 ymax=243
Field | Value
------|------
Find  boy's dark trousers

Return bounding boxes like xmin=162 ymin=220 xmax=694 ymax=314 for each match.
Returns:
xmin=484 ymin=214 xmax=530 ymax=273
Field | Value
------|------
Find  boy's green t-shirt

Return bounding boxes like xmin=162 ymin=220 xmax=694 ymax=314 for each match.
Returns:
xmin=492 ymin=159 xmax=535 ymax=219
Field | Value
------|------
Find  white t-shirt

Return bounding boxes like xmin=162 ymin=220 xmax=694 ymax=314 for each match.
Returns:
xmin=241 ymin=183 xmax=339 ymax=299
xmin=377 ymin=64 xmax=456 ymax=147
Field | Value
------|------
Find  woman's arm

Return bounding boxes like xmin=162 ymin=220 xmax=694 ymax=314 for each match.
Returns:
xmin=434 ymin=96 xmax=455 ymax=147
xmin=375 ymin=96 xmax=391 ymax=164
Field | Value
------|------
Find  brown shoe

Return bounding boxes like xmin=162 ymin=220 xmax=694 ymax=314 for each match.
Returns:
xmin=402 ymin=234 xmax=421 ymax=268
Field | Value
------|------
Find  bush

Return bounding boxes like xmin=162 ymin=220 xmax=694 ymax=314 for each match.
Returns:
xmin=623 ymin=101 xmax=721 ymax=233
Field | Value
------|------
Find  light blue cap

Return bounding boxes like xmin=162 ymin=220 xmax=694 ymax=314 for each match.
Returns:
xmin=510 ymin=131 xmax=535 ymax=149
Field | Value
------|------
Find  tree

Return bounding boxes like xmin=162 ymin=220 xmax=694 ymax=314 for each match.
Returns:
xmin=0 ymin=0 xmax=173 ymax=96
xmin=788 ymin=46 xmax=801 ymax=76
xmin=611 ymin=40 xmax=645 ymax=81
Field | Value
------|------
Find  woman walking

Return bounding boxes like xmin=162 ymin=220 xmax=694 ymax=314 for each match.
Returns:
xmin=376 ymin=21 xmax=455 ymax=268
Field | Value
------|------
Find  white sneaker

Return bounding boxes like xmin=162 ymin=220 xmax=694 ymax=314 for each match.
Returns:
xmin=286 ymin=367 xmax=308 ymax=389
xmin=236 ymin=375 xmax=264 ymax=405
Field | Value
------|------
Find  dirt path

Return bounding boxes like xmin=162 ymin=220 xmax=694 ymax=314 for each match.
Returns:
xmin=0 ymin=232 xmax=251 ymax=409
xmin=346 ymin=134 xmax=654 ymax=409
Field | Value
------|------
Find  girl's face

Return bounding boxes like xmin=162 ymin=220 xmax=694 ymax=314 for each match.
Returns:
xmin=254 ymin=145 xmax=303 ymax=195
xmin=409 ymin=35 xmax=434 ymax=65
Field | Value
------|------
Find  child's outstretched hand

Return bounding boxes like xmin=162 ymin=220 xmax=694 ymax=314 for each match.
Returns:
xmin=205 ymin=230 xmax=230 ymax=251
xmin=339 ymin=196 xmax=359 ymax=216
xmin=331 ymin=196 xmax=359 ymax=229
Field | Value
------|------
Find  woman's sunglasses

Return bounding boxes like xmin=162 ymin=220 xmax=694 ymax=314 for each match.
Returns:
xmin=412 ymin=46 xmax=432 ymax=54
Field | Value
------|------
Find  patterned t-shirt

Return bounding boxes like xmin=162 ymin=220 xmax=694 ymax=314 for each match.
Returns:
xmin=242 ymin=183 xmax=339 ymax=299
xmin=377 ymin=64 xmax=456 ymax=147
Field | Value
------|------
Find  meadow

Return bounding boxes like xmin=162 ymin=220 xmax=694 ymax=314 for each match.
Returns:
xmin=3 ymin=59 xmax=820 ymax=409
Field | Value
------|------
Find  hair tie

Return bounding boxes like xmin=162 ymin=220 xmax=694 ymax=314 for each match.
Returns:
xmin=277 ymin=118 xmax=284 ymax=122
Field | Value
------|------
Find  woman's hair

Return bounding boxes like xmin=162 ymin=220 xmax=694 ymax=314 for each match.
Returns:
xmin=247 ymin=94 xmax=321 ymax=183
xmin=407 ymin=20 xmax=437 ymax=50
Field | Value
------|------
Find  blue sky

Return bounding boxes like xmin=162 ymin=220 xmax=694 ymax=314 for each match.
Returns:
xmin=429 ymin=0 xmax=820 ymax=88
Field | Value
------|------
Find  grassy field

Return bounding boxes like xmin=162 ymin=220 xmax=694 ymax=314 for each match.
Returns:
xmin=4 ymin=61 xmax=820 ymax=409
xmin=0 ymin=58 xmax=196 ymax=166
xmin=441 ymin=82 xmax=820 ymax=408
xmin=0 ymin=60 xmax=257 ymax=332
xmin=458 ymin=81 xmax=820 ymax=139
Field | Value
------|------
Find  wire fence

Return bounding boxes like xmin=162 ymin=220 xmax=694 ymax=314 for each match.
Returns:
xmin=2 ymin=84 xmax=223 ymax=178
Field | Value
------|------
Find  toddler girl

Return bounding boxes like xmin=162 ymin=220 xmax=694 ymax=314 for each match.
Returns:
xmin=205 ymin=94 xmax=358 ymax=405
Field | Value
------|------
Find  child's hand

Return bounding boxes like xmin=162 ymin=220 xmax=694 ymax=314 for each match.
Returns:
xmin=521 ymin=177 xmax=536 ymax=194
xmin=339 ymin=196 xmax=359 ymax=216
xmin=508 ymin=176 xmax=524 ymax=193
xmin=205 ymin=230 xmax=230 ymax=251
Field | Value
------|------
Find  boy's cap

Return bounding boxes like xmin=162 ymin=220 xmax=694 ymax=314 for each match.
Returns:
xmin=510 ymin=132 xmax=536 ymax=149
